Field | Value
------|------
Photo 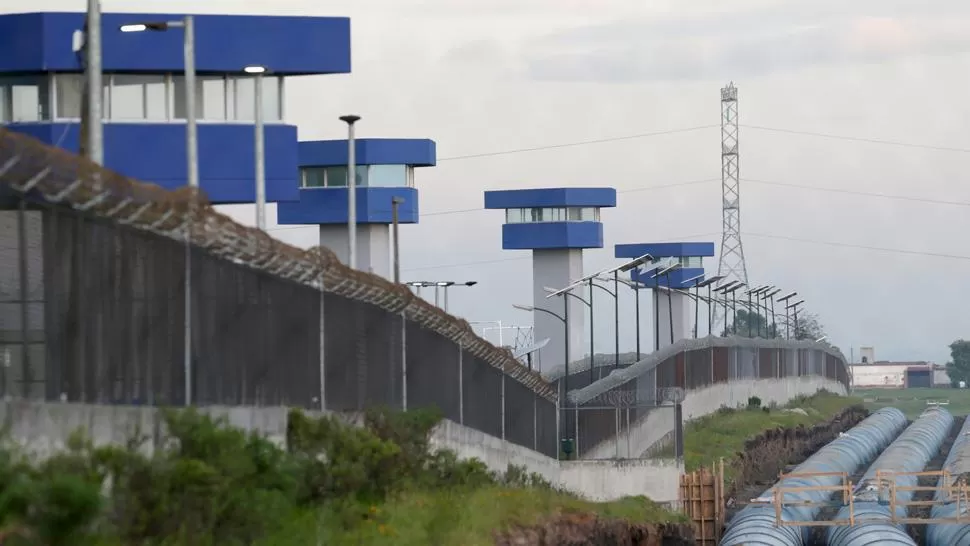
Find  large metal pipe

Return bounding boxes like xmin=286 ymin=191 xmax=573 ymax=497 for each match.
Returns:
xmin=927 ymin=414 xmax=970 ymax=546
xmin=828 ymin=406 xmax=952 ymax=546
xmin=720 ymin=408 xmax=908 ymax=546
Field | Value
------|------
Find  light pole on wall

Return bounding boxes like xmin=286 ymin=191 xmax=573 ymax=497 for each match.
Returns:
xmin=513 ymin=302 xmax=573 ymax=459
xmin=762 ymin=288 xmax=782 ymax=337
xmin=696 ymin=276 xmax=724 ymax=337
xmin=405 ymin=281 xmax=478 ymax=312
xmin=777 ymin=291 xmax=797 ymax=339
xmin=712 ymin=280 xmax=739 ymax=336
xmin=651 ymin=263 xmax=681 ymax=346
xmin=121 ymin=16 xmax=198 ymax=406
xmin=391 ymin=196 xmax=404 ymax=283
xmin=242 ymin=65 xmax=270 ymax=230
xmin=339 ymin=114 xmax=361 ymax=269
xmin=681 ymin=274 xmax=704 ymax=338
xmin=545 ymin=288 xmax=592 ymax=382
xmin=787 ymin=299 xmax=805 ymax=339
xmin=726 ymin=282 xmax=745 ymax=335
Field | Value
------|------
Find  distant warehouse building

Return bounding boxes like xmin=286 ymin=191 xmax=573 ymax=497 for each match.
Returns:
xmin=850 ymin=361 xmax=950 ymax=389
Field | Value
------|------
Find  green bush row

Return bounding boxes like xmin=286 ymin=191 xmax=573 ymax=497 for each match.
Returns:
xmin=0 ymin=406 xmax=552 ymax=545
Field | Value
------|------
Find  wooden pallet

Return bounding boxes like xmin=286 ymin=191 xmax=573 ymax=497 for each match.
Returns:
xmin=679 ymin=460 xmax=725 ymax=545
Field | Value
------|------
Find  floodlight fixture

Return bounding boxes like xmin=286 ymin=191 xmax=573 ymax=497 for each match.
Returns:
xmin=682 ymin=274 xmax=705 ymax=287
xmin=697 ymin=275 xmax=725 ymax=288
xmin=778 ymin=291 xmax=797 ymax=302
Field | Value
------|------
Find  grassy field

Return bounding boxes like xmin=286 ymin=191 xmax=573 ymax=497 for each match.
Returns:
xmin=853 ymin=387 xmax=970 ymax=419
xmin=679 ymin=391 xmax=862 ymax=482
xmin=275 ymin=487 xmax=685 ymax=546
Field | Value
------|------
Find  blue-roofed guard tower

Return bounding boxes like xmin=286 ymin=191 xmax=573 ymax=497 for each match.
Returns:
xmin=485 ymin=188 xmax=617 ymax=373
xmin=615 ymin=242 xmax=715 ymax=350
xmin=277 ymin=138 xmax=436 ymax=279
xmin=0 ymin=11 xmax=351 ymax=204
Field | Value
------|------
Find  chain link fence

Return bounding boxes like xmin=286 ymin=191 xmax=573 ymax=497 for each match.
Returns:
xmin=0 ymin=128 xmax=558 ymax=457
xmin=561 ymin=337 xmax=849 ymax=459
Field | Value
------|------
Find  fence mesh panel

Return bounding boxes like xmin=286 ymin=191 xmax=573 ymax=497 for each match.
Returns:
xmin=0 ymin=128 xmax=852 ymax=462
xmin=0 ymin=128 xmax=559 ymax=457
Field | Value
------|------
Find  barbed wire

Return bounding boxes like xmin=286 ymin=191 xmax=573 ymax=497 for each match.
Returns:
xmin=580 ymin=387 xmax=686 ymax=408
xmin=0 ymin=128 xmax=557 ymax=402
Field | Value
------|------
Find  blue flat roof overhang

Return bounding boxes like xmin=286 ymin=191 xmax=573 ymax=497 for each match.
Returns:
xmin=484 ymin=187 xmax=617 ymax=209
xmin=500 ymin=222 xmax=604 ymax=250
xmin=0 ymin=12 xmax=351 ymax=75
xmin=616 ymin=242 xmax=716 ymax=259
xmin=299 ymin=138 xmax=436 ymax=167
xmin=277 ymin=187 xmax=419 ymax=225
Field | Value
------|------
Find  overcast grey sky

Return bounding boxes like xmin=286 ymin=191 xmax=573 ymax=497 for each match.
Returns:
xmin=14 ymin=0 xmax=970 ymax=364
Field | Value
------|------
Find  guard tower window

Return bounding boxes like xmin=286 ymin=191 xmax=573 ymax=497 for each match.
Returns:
xmin=301 ymin=165 xmax=414 ymax=189
xmin=504 ymin=207 xmax=600 ymax=223
xmin=0 ymin=75 xmax=51 ymax=122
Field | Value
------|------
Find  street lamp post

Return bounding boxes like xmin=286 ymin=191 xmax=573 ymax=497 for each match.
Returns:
xmin=121 ymin=16 xmax=198 ymax=406
xmin=727 ymin=283 xmax=746 ymax=335
xmin=545 ymin=289 xmax=592 ymax=383
xmin=788 ymin=299 xmax=805 ymax=339
xmin=405 ymin=281 xmax=478 ymax=312
xmin=84 ymin=0 xmax=104 ymax=165
xmin=761 ymin=288 xmax=781 ymax=337
xmin=339 ymin=115 xmax=361 ymax=269
xmin=391 ymin=197 xmax=404 ymax=283
xmin=696 ymin=276 xmax=724 ymax=337
xmin=777 ymin=292 xmax=797 ymax=339
xmin=243 ymin=65 xmax=270 ymax=230
xmin=744 ymin=286 xmax=768 ymax=337
xmin=712 ymin=281 xmax=735 ymax=336
xmin=680 ymin=274 xmax=704 ymax=338
xmin=513 ymin=302 xmax=572 ymax=458
xmin=651 ymin=263 xmax=682 ymax=346
xmin=587 ymin=280 xmax=618 ymax=374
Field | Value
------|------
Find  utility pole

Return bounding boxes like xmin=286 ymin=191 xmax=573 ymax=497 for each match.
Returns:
xmin=85 ymin=0 xmax=103 ymax=164
xmin=391 ymin=196 xmax=403 ymax=283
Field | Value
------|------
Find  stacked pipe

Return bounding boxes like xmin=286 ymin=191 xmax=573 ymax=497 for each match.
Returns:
xmin=719 ymin=407 xmax=907 ymax=546
xmin=827 ymin=405 xmax=953 ymax=546
xmin=927 ymin=414 xmax=970 ymax=545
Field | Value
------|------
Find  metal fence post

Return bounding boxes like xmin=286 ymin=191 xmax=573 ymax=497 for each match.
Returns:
xmin=675 ymin=402 xmax=684 ymax=462
xmin=555 ymin=392 xmax=561 ymax=461
xmin=458 ymin=341 xmax=464 ymax=425
xmin=401 ymin=311 xmax=407 ymax=411
xmin=318 ymin=276 xmax=326 ymax=411
xmin=17 ymin=197 xmax=30 ymax=398
xmin=532 ymin=392 xmax=537 ymax=451
xmin=500 ymin=366 xmax=506 ymax=440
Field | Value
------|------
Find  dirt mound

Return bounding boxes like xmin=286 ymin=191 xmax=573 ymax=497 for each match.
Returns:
xmin=494 ymin=514 xmax=695 ymax=546
xmin=728 ymin=405 xmax=869 ymax=509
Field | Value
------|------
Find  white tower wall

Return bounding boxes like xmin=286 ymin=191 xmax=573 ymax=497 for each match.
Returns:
xmin=654 ymin=290 xmax=691 ymax=350
xmin=532 ymin=249 xmax=585 ymax=374
xmin=318 ymin=224 xmax=391 ymax=279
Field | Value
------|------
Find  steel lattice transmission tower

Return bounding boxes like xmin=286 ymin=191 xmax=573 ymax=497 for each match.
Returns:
xmin=713 ymin=82 xmax=749 ymax=332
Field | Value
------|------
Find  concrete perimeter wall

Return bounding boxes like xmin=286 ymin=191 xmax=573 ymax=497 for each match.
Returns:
xmin=0 ymin=400 xmax=683 ymax=504
xmin=583 ymin=376 xmax=847 ymax=460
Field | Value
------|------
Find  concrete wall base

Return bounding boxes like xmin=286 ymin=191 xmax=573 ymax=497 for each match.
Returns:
xmin=583 ymin=376 xmax=847 ymax=460
xmin=0 ymin=400 xmax=683 ymax=504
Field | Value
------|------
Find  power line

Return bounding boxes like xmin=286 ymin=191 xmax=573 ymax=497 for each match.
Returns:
xmin=420 ymin=177 xmax=721 ymax=218
xmin=268 ymin=174 xmax=970 ymax=232
xmin=436 ymin=125 xmax=719 ymax=161
xmin=744 ymin=178 xmax=970 ymax=208
xmin=430 ymin=124 xmax=970 ymax=164
xmin=743 ymin=125 xmax=970 ymax=154
xmin=745 ymin=232 xmax=970 ymax=261
xmin=402 ymin=231 xmax=722 ymax=272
